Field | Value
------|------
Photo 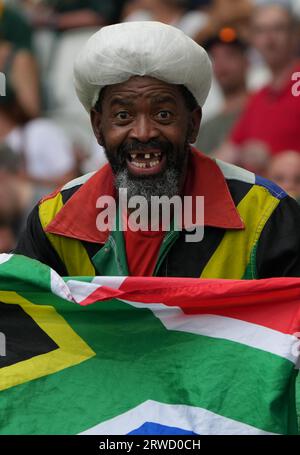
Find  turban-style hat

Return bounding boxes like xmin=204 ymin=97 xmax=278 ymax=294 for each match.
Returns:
xmin=74 ymin=21 xmax=212 ymax=112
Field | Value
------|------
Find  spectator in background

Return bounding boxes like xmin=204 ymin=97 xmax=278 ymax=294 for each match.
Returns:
xmin=20 ymin=0 xmax=120 ymax=161
xmin=268 ymin=150 xmax=300 ymax=201
xmin=47 ymin=0 xmax=115 ymax=30
xmin=193 ymin=0 xmax=253 ymax=44
xmin=122 ymin=0 xmax=209 ymax=39
xmin=23 ymin=0 xmax=117 ymax=31
xmin=0 ymin=0 xmax=33 ymax=51
xmin=218 ymin=4 xmax=300 ymax=168
xmin=0 ymin=224 xmax=15 ymax=253
xmin=0 ymin=1 xmax=40 ymax=117
xmin=0 ymin=6 xmax=75 ymax=187
xmin=0 ymin=85 xmax=76 ymax=193
xmin=196 ymin=28 xmax=249 ymax=154
xmin=0 ymin=34 xmax=40 ymax=118
xmin=192 ymin=0 xmax=258 ymax=122
xmin=0 ymin=143 xmax=39 ymax=252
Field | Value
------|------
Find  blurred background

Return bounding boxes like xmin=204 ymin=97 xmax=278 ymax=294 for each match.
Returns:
xmin=1 ymin=0 xmax=300 ymax=252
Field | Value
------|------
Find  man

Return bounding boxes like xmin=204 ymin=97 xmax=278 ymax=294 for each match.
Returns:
xmin=195 ymin=27 xmax=249 ymax=155
xmin=220 ymin=4 xmax=300 ymax=164
xmin=15 ymin=21 xmax=300 ymax=279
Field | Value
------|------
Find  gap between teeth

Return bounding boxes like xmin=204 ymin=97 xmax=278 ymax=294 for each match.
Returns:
xmin=130 ymin=152 xmax=161 ymax=159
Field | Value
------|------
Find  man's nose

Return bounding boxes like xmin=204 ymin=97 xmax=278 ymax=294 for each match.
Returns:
xmin=128 ymin=115 xmax=159 ymax=143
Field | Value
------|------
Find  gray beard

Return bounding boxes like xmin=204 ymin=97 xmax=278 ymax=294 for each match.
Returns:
xmin=115 ymin=167 xmax=181 ymax=203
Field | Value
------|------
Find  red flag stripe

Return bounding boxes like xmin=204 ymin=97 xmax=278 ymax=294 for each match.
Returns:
xmin=73 ymin=277 xmax=300 ymax=335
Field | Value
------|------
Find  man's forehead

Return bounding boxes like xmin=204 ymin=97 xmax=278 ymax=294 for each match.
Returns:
xmin=102 ymin=76 xmax=182 ymax=101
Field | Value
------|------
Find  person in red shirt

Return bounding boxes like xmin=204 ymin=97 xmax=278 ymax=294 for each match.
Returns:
xmin=216 ymin=4 xmax=300 ymax=172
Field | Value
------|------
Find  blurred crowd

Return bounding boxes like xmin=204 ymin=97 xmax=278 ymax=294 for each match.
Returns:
xmin=1 ymin=0 xmax=300 ymax=252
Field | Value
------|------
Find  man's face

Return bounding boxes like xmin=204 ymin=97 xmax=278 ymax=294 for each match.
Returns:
xmin=91 ymin=76 xmax=201 ymax=201
xmin=210 ymin=44 xmax=247 ymax=94
xmin=251 ymin=5 xmax=297 ymax=69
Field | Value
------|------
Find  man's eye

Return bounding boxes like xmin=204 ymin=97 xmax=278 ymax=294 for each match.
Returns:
xmin=156 ymin=110 xmax=172 ymax=120
xmin=115 ymin=111 xmax=130 ymax=120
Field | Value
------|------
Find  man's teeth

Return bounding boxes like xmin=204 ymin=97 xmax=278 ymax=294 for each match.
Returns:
xmin=129 ymin=151 xmax=162 ymax=160
xmin=131 ymin=160 xmax=160 ymax=168
xmin=128 ymin=151 xmax=162 ymax=169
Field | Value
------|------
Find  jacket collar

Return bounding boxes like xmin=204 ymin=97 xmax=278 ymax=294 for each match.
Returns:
xmin=45 ymin=147 xmax=245 ymax=244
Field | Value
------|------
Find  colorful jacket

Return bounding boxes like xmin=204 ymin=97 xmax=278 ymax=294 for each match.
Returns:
xmin=15 ymin=149 xmax=300 ymax=279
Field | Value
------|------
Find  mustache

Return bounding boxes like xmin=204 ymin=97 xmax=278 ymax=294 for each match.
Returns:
xmin=103 ymin=138 xmax=190 ymax=176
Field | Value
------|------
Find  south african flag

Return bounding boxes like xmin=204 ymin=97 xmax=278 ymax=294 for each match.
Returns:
xmin=0 ymin=254 xmax=299 ymax=435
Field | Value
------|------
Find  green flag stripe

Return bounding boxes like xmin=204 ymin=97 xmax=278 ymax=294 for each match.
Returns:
xmin=0 ymin=255 xmax=52 ymax=293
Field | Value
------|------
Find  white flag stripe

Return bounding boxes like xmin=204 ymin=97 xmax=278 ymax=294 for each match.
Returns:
xmin=91 ymin=276 xmax=127 ymax=289
xmin=121 ymin=299 xmax=299 ymax=364
xmin=50 ymin=269 xmax=73 ymax=301
xmin=0 ymin=253 xmax=13 ymax=265
xmin=65 ymin=276 xmax=126 ymax=303
xmin=80 ymin=399 xmax=275 ymax=435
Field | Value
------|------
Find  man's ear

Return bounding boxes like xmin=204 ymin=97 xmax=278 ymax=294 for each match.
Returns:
xmin=90 ymin=108 xmax=104 ymax=146
xmin=188 ymin=106 xmax=202 ymax=144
